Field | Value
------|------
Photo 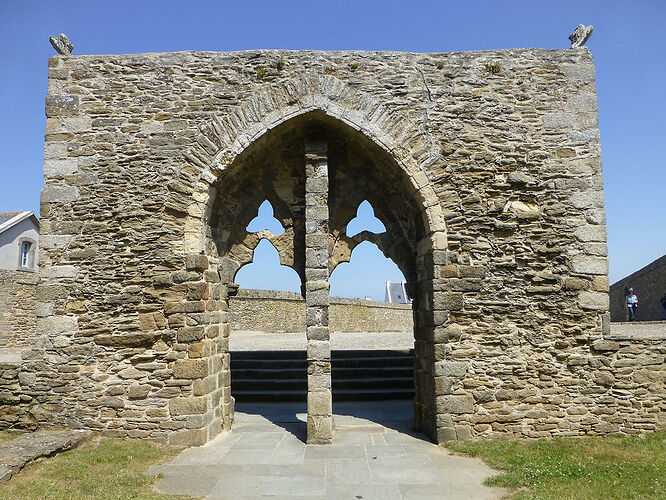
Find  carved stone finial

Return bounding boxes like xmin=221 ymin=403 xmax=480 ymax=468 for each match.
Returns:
xmin=569 ymin=24 xmax=594 ymax=48
xmin=49 ymin=33 xmax=74 ymax=55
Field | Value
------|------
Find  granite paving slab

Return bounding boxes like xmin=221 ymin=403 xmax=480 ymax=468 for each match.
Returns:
xmin=151 ymin=401 xmax=506 ymax=499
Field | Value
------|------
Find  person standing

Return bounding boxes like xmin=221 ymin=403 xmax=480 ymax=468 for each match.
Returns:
xmin=625 ymin=288 xmax=638 ymax=321
xmin=661 ymin=292 xmax=666 ymax=321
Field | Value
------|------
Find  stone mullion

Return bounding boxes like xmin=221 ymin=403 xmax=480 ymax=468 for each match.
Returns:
xmin=304 ymin=140 xmax=333 ymax=444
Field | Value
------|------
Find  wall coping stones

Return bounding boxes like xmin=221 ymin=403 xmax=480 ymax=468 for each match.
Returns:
xmin=605 ymin=322 xmax=666 ymax=341
xmin=233 ymin=288 xmax=411 ymax=309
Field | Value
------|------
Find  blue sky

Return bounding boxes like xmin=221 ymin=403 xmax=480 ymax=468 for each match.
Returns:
xmin=1 ymin=0 xmax=664 ymax=298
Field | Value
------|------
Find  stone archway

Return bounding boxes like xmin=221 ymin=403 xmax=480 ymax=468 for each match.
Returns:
xmin=196 ymin=109 xmax=446 ymax=443
xmin=160 ymin=74 xmax=453 ymax=444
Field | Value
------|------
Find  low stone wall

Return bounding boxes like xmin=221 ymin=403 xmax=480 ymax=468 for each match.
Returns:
xmin=229 ymin=289 xmax=413 ymax=334
xmin=610 ymin=254 xmax=666 ymax=322
xmin=0 ymin=270 xmax=38 ymax=347
xmin=600 ymin=324 xmax=666 ymax=434
xmin=0 ymin=349 xmax=38 ymax=430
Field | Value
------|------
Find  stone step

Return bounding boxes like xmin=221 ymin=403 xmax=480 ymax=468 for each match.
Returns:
xmin=233 ymin=366 xmax=413 ymax=379
xmin=231 ymin=349 xmax=414 ymax=402
xmin=233 ymin=389 xmax=415 ymax=403
xmin=233 ymin=376 xmax=414 ymax=391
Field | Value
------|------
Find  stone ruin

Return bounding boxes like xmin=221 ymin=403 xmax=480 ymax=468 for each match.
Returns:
xmin=2 ymin=42 xmax=664 ymax=446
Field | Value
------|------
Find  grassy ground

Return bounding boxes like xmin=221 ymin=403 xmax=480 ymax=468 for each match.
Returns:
xmin=0 ymin=437 xmax=189 ymax=500
xmin=446 ymin=431 xmax=666 ymax=499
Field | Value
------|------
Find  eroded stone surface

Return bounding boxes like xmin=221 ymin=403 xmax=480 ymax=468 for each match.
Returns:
xmin=48 ymin=33 xmax=73 ymax=55
xmin=569 ymin=24 xmax=594 ymax=48
xmin=0 ymin=430 xmax=90 ymax=482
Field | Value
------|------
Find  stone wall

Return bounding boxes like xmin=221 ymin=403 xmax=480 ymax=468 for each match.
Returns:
xmin=0 ymin=270 xmax=38 ymax=347
xmin=229 ymin=288 xmax=413 ymax=334
xmin=0 ymin=349 xmax=39 ymax=430
xmin=610 ymin=254 xmax=666 ymax=322
xmin=24 ymin=46 xmax=662 ymax=445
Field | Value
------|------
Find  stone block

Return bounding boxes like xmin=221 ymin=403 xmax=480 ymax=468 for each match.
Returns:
xmin=177 ymin=326 xmax=205 ymax=343
xmin=440 ymin=264 xmax=458 ymax=278
xmin=41 ymin=184 xmax=79 ymax=203
xmin=455 ymin=425 xmax=472 ymax=440
xmin=45 ymin=94 xmax=79 ymax=116
xmin=436 ymin=394 xmax=475 ymax=414
xmin=173 ymin=359 xmax=208 ymax=379
xmin=307 ymin=340 xmax=330 ymax=361
xmin=458 ymin=265 xmax=486 ymax=278
xmin=433 ymin=291 xmax=463 ymax=311
xmin=578 ymin=291 xmax=609 ymax=311
xmin=128 ymin=383 xmax=151 ymax=399
xmin=193 ymin=376 xmax=217 ymax=396
xmin=44 ymin=159 xmax=78 ymax=177
xmin=593 ymin=371 xmax=615 ymax=387
xmin=94 ymin=332 xmax=157 ymax=348
xmin=44 ymin=142 xmax=67 ymax=160
xmin=37 ymin=315 xmax=78 ymax=334
xmin=118 ymin=367 xmax=146 ymax=380
xmin=542 ymin=112 xmax=574 ymax=129
xmin=591 ymin=339 xmax=619 ymax=351
xmin=169 ymin=396 xmax=208 ymax=416
xmin=307 ymin=373 xmax=331 ymax=390
xmin=574 ymin=224 xmax=607 ymax=242
xmin=187 ymin=282 xmax=210 ymax=300
xmin=434 ymin=361 xmax=468 ymax=378
xmin=41 ymin=265 xmax=78 ymax=279
xmin=40 ymin=235 xmax=72 ymax=249
xmin=186 ymin=253 xmax=209 ymax=271
xmin=307 ymin=415 xmax=333 ymax=444
xmin=18 ymin=372 xmax=36 ymax=386
xmin=306 ymin=308 xmax=329 ymax=328
xmin=434 ymin=376 xmax=454 ymax=395
xmin=168 ymin=427 xmax=208 ymax=446
xmin=306 ymin=289 xmax=329 ymax=307
xmin=564 ymin=277 xmax=589 ymax=290
xmin=307 ymin=326 xmax=329 ymax=341
xmin=436 ymin=427 xmax=457 ymax=442
xmin=571 ymin=256 xmax=608 ymax=276
xmin=307 ymin=389 xmax=332 ymax=416
xmin=569 ymin=191 xmax=604 ymax=209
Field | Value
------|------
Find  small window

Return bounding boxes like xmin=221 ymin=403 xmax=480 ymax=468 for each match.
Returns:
xmin=20 ymin=241 xmax=31 ymax=268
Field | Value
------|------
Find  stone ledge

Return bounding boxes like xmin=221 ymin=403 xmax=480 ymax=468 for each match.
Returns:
xmin=0 ymin=430 xmax=91 ymax=483
xmin=606 ymin=321 xmax=666 ymax=341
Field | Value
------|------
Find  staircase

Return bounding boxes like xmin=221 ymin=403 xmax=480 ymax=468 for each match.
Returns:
xmin=231 ymin=350 xmax=414 ymax=402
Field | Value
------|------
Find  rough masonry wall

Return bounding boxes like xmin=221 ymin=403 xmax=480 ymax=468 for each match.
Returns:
xmin=229 ymin=289 xmax=413 ymax=334
xmin=610 ymin=254 xmax=666 ymax=322
xmin=26 ymin=47 xmax=663 ymax=444
xmin=0 ymin=351 xmax=39 ymax=430
xmin=0 ymin=270 xmax=38 ymax=347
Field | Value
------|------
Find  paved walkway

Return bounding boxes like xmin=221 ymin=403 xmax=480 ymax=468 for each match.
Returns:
xmin=150 ymin=401 xmax=505 ymax=499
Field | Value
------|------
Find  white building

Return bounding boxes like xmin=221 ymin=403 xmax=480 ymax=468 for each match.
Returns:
xmin=385 ymin=281 xmax=411 ymax=304
xmin=0 ymin=211 xmax=39 ymax=272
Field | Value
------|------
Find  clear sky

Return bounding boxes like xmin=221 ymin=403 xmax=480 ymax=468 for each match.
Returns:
xmin=1 ymin=0 xmax=664 ymax=297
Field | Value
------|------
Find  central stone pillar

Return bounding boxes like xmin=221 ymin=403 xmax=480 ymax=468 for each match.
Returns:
xmin=304 ymin=139 xmax=333 ymax=444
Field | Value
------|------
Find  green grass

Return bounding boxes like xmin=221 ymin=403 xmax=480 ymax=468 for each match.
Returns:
xmin=446 ymin=432 xmax=666 ymax=499
xmin=0 ymin=437 xmax=189 ymax=500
